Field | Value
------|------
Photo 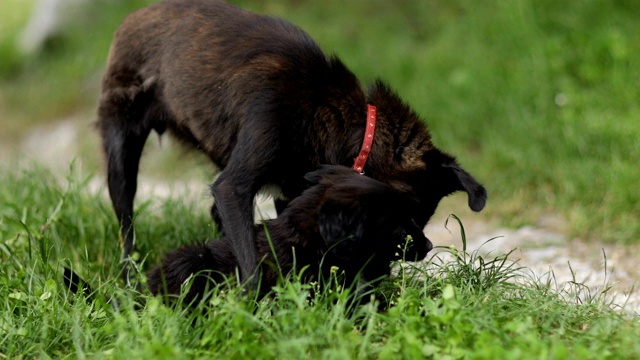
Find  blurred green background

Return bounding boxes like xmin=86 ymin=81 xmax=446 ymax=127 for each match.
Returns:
xmin=1 ymin=0 xmax=638 ymax=243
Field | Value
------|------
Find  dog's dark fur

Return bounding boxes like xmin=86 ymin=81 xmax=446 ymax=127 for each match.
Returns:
xmin=98 ymin=0 xmax=487 ymax=287
xmin=146 ymin=165 xmax=432 ymax=305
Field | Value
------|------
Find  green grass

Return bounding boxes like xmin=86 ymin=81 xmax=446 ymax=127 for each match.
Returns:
xmin=1 ymin=0 xmax=638 ymax=242
xmin=1 ymin=165 xmax=639 ymax=358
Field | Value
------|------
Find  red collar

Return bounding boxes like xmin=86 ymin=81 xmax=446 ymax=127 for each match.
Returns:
xmin=352 ymin=104 xmax=377 ymax=174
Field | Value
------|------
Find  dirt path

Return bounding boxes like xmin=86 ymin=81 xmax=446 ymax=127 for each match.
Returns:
xmin=424 ymin=212 xmax=640 ymax=314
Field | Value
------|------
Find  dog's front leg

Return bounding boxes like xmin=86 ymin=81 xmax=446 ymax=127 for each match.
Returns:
xmin=210 ymin=116 xmax=286 ymax=293
xmin=211 ymin=174 xmax=261 ymax=292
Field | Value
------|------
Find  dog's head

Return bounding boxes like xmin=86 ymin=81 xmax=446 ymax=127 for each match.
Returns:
xmin=364 ymin=81 xmax=487 ymax=228
xmin=398 ymin=148 xmax=487 ymax=228
xmin=304 ymin=165 xmax=432 ymax=265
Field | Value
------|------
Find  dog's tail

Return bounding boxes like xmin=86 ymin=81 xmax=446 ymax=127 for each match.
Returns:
xmin=63 ymin=267 xmax=94 ymax=297
xmin=63 ymin=267 xmax=117 ymax=307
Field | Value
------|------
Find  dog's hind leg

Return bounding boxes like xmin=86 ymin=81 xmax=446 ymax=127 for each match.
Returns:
xmin=97 ymin=79 xmax=154 ymax=286
xmin=209 ymin=203 xmax=224 ymax=238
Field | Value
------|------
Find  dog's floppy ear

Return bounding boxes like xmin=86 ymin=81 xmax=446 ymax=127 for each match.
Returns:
xmin=318 ymin=197 xmax=366 ymax=254
xmin=316 ymin=170 xmax=395 ymax=249
xmin=443 ymin=162 xmax=487 ymax=212
xmin=424 ymin=149 xmax=487 ymax=212
xmin=304 ymin=164 xmax=357 ymax=185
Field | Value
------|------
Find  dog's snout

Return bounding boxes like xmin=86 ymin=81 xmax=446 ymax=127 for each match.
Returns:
xmin=425 ymin=237 xmax=433 ymax=253
xmin=410 ymin=218 xmax=433 ymax=254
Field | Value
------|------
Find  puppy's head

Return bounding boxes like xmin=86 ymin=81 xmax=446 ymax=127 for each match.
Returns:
xmin=305 ymin=165 xmax=432 ymax=264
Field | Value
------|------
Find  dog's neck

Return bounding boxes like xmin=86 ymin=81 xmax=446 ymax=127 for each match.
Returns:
xmin=361 ymin=81 xmax=436 ymax=178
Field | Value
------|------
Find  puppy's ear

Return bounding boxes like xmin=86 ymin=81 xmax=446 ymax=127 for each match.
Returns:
xmin=304 ymin=164 xmax=356 ymax=185
xmin=443 ymin=162 xmax=487 ymax=212
xmin=424 ymin=149 xmax=487 ymax=212
xmin=318 ymin=199 xmax=365 ymax=246
xmin=318 ymin=197 xmax=367 ymax=257
xmin=317 ymin=174 xmax=399 ymax=249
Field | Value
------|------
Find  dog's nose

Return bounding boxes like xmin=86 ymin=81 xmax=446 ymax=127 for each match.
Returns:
xmin=425 ymin=238 xmax=433 ymax=253
xmin=410 ymin=218 xmax=433 ymax=254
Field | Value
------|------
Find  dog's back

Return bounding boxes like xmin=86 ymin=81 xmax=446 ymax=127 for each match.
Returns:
xmin=103 ymin=0 xmax=362 ymax=161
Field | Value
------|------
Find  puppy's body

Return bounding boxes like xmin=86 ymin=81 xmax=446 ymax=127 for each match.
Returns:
xmin=99 ymin=0 xmax=486 ymax=286
xmin=147 ymin=166 xmax=432 ymax=305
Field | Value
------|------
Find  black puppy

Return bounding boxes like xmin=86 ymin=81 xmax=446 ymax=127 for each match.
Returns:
xmin=146 ymin=165 xmax=432 ymax=306
xmin=98 ymin=0 xmax=486 ymax=288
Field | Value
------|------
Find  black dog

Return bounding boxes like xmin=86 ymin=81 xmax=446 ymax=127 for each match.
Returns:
xmin=146 ymin=165 xmax=432 ymax=306
xmin=98 ymin=0 xmax=486 ymax=288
